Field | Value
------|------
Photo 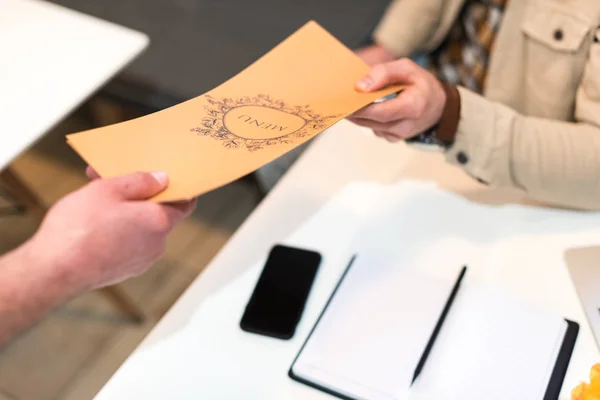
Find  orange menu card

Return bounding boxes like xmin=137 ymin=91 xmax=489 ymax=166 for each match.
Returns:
xmin=67 ymin=21 xmax=402 ymax=202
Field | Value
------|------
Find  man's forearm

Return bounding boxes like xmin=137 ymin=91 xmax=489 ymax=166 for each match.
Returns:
xmin=445 ymin=87 xmax=600 ymax=210
xmin=0 ymin=241 xmax=75 ymax=348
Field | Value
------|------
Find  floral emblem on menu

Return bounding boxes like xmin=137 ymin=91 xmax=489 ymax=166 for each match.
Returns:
xmin=191 ymin=94 xmax=341 ymax=151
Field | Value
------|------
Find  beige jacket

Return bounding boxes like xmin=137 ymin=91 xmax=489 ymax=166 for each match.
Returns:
xmin=374 ymin=0 xmax=600 ymax=210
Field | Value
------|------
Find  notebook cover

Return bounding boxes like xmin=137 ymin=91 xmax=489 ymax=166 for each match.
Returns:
xmin=289 ymin=259 xmax=579 ymax=400
xmin=543 ymin=319 xmax=579 ymax=400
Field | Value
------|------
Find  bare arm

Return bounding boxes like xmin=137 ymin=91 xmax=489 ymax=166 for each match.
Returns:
xmin=0 ymin=241 xmax=75 ymax=348
xmin=0 ymin=171 xmax=196 ymax=349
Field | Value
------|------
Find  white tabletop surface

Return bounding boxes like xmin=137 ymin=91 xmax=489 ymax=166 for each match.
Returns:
xmin=0 ymin=0 xmax=148 ymax=171
xmin=97 ymin=120 xmax=600 ymax=399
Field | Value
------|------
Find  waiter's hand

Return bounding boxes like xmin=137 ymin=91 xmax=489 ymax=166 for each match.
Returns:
xmin=28 ymin=171 xmax=196 ymax=293
xmin=348 ymin=58 xmax=447 ymax=143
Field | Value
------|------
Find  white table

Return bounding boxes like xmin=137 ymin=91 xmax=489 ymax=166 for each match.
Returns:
xmin=0 ymin=0 xmax=148 ymax=171
xmin=97 ymin=120 xmax=600 ymax=399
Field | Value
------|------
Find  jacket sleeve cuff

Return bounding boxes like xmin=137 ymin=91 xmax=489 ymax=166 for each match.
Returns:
xmin=436 ymin=82 xmax=461 ymax=144
xmin=444 ymin=87 xmax=514 ymax=186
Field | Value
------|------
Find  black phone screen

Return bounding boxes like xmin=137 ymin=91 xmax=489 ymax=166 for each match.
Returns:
xmin=240 ymin=245 xmax=321 ymax=339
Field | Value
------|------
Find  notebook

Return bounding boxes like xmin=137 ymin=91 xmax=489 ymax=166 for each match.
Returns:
xmin=290 ymin=255 xmax=578 ymax=400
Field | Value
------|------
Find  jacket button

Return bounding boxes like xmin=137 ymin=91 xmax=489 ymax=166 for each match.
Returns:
xmin=456 ymin=151 xmax=469 ymax=165
xmin=554 ymin=29 xmax=563 ymax=41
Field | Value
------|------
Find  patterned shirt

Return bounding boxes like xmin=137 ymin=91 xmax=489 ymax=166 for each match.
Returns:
xmin=429 ymin=0 xmax=508 ymax=93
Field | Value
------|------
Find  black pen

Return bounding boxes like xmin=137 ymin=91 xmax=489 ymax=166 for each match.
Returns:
xmin=411 ymin=265 xmax=467 ymax=386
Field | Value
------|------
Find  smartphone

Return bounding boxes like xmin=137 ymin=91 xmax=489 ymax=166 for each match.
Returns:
xmin=240 ymin=245 xmax=321 ymax=339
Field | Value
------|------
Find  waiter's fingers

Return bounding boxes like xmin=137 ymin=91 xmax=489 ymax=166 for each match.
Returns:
xmin=86 ymin=166 xmax=101 ymax=180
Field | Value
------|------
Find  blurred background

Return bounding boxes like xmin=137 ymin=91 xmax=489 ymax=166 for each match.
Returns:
xmin=0 ymin=1 xmax=392 ymax=399
xmin=51 ymin=0 xmax=392 ymax=111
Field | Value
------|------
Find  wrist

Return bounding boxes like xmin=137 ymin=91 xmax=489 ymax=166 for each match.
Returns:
xmin=405 ymin=82 xmax=461 ymax=151
xmin=0 ymin=241 xmax=79 ymax=347
xmin=14 ymin=238 xmax=84 ymax=301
